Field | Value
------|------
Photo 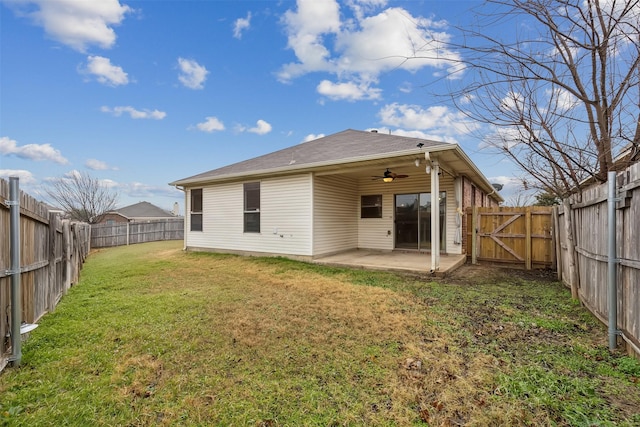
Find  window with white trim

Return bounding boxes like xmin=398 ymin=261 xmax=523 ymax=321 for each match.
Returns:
xmin=361 ymin=194 xmax=382 ymax=218
xmin=243 ymin=182 xmax=260 ymax=233
xmin=190 ymin=188 xmax=203 ymax=231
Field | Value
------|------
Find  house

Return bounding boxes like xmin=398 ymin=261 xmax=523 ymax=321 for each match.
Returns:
xmin=169 ymin=129 xmax=502 ymax=272
xmin=98 ymin=201 xmax=181 ymax=225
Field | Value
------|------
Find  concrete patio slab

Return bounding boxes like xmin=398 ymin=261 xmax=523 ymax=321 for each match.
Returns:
xmin=313 ymin=250 xmax=466 ymax=276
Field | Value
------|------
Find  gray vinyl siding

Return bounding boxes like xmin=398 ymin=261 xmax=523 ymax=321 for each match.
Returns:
xmin=184 ymin=170 xmax=461 ymax=256
xmin=441 ymin=175 xmax=460 ymax=254
xmin=185 ymin=175 xmax=313 ymax=256
xmin=312 ymin=175 xmax=358 ymax=256
xmin=357 ymin=173 xmax=458 ymax=253
xmin=261 ymin=175 xmax=313 ymax=255
xmin=357 ymin=178 xmax=396 ymax=250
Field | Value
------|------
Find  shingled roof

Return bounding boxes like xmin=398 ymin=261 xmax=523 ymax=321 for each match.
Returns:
xmin=114 ymin=201 xmax=175 ymax=219
xmin=170 ymin=129 xmax=449 ymax=186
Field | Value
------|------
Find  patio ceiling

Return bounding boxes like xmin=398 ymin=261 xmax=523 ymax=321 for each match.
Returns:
xmin=316 ymin=146 xmax=503 ymax=202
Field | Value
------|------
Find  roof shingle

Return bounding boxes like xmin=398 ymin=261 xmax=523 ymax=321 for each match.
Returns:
xmin=171 ymin=129 xmax=449 ymax=185
xmin=115 ymin=201 xmax=174 ymax=218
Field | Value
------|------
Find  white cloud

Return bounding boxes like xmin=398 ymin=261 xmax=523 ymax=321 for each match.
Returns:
xmin=302 ymin=133 xmax=325 ymax=142
xmin=247 ymin=120 xmax=272 ymax=135
xmin=335 ymin=7 xmax=459 ymax=76
xmin=378 ymin=103 xmax=480 ymax=137
xmin=63 ymin=169 xmax=82 ymax=179
xmin=0 ymin=136 xmax=68 ymax=164
xmin=317 ymin=79 xmax=382 ymax=101
xmin=479 ymin=126 xmax=527 ymax=151
xmin=459 ymin=93 xmax=475 ymax=105
xmin=100 ymin=178 xmax=119 ymax=189
xmin=278 ymin=2 xmax=462 ymax=87
xmin=279 ymin=0 xmax=341 ymax=81
xmin=398 ymin=82 xmax=413 ymax=94
xmin=55 ymin=169 xmax=119 ymax=189
xmin=177 ymin=58 xmax=209 ymax=89
xmin=3 ymin=0 xmax=131 ymax=52
xmin=85 ymin=159 xmax=118 ymax=171
xmin=0 ymin=169 xmax=37 ymax=185
xmin=124 ymin=181 xmax=182 ymax=198
xmin=488 ymin=175 xmax=520 ymax=189
xmin=546 ymin=87 xmax=579 ymax=112
xmin=348 ymin=0 xmax=389 ymax=21
xmin=194 ymin=116 xmax=225 ymax=133
xmin=500 ymin=91 xmax=525 ymax=114
xmin=233 ymin=12 xmax=251 ymax=39
xmin=83 ymin=55 xmax=129 ymax=86
xmin=101 ymin=106 xmax=166 ymax=120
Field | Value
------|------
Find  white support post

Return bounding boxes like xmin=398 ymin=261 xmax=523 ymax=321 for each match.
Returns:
xmin=430 ymin=160 xmax=440 ymax=272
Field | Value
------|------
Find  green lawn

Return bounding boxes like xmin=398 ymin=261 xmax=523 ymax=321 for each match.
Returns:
xmin=1 ymin=241 xmax=639 ymax=426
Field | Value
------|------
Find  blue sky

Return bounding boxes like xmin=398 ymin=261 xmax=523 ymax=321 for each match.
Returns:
xmin=1 ymin=0 xmax=524 ymax=213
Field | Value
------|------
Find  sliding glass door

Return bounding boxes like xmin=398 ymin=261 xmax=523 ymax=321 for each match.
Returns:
xmin=395 ymin=192 xmax=446 ymax=251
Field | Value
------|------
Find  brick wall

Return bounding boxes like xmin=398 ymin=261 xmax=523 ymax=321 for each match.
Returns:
xmin=460 ymin=177 xmax=500 ymax=253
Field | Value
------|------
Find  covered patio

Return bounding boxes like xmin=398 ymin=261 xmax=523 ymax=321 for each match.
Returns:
xmin=313 ymin=249 xmax=467 ymax=276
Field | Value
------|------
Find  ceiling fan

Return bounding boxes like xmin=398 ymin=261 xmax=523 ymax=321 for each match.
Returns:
xmin=372 ymin=168 xmax=409 ymax=182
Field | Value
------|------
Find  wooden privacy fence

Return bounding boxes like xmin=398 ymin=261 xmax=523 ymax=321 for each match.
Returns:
xmin=0 ymin=178 xmax=90 ymax=372
xmin=90 ymin=219 xmax=184 ymax=248
xmin=466 ymin=206 xmax=555 ymax=270
xmin=557 ymin=162 xmax=640 ymax=356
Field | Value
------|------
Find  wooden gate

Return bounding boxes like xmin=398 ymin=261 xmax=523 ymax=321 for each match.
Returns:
xmin=466 ymin=206 xmax=554 ymax=269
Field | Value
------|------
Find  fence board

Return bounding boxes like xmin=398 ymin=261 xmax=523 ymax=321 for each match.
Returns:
xmin=90 ymin=219 xmax=184 ymax=248
xmin=0 ymin=178 xmax=90 ymax=372
xmin=557 ymin=161 xmax=640 ymax=356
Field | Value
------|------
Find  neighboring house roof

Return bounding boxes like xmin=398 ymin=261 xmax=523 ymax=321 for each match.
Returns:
xmin=111 ymin=201 xmax=176 ymax=219
xmin=614 ymin=142 xmax=640 ymax=169
xmin=170 ymin=129 xmax=504 ymax=202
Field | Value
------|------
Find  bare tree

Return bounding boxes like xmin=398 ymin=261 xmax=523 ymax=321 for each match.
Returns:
xmin=449 ymin=0 xmax=640 ymax=198
xmin=503 ymin=190 xmax=536 ymax=207
xmin=45 ymin=171 xmax=119 ymax=223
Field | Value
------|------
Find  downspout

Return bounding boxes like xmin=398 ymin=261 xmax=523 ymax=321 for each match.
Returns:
xmin=8 ymin=177 xmax=22 ymax=367
xmin=607 ymin=171 xmax=619 ymax=351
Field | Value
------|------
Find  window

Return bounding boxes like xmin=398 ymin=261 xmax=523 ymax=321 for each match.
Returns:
xmin=190 ymin=188 xmax=203 ymax=231
xmin=244 ymin=182 xmax=260 ymax=232
xmin=361 ymin=195 xmax=382 ymax=218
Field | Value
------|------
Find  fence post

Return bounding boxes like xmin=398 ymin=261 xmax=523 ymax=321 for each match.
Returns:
xmin=562 ymin=198 xmax=579 ymax=299
xmin=471 ymin=206 xmax=478 ymax=265
xmin=63 ymin=220 xmax=71 ymax=291
xmin=47 ymin=212 xmax=58 ymax=313
xmin=8 ymin=177 xmax=22 ymax=367
xmin=552 ymin=206 xmax=561 ymax=280
xmin=607 ymin=171 xmax=619 ymax=351
xmin=525 ymin=207 xmax=532 ymax=270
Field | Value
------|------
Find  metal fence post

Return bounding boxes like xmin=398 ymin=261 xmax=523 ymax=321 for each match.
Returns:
xmin=607 ymin=171 xmax=619 ymax=351
xmin=8 ymin=177 xmax=22 ymax=367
